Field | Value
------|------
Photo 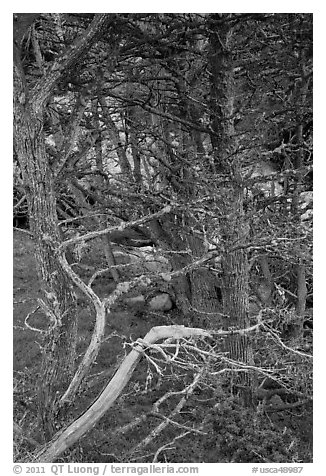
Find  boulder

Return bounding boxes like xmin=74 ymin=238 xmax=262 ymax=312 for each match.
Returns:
xmin=148 ymin=293 xmax=173 ymax=312
xmin=124 ymin=295 xmax=146 ymax=307
xmin=268 ymin=395 xmax=284 ymax=407
xmin=144 ymin=255 xmax=171 ymax=274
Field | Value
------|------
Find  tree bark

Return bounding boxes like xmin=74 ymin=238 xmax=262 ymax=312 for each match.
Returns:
xmin=208 ymin=14 xmax=255 ymax=404
xmin=13 ymin=70 xmax=78 ymax=438
xmin=13 ymin=13 xmax=111 ymax=439
xmin=290 ymin=50 xmax=310 ymax=335
xmin=294 ymin=261 xmax=307 ymax=337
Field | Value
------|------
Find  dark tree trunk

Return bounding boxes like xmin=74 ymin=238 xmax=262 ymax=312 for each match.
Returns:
xmin=13 ymin=69 xmax=78 ymax=439
xmin=208 ymin=14 xmax=255 ymax=404
xmin=294 ymin=261 xmax=307 ymax=338
xmin=149 ymin=210 xmax=222 ymax=328
xmin=220 ymin=189 xmax=254 ymax=403
xmin=13 ymin=13 xmax=111 ymax=439
xmin=290 ymin=53 xmax=310 ymax=336
xmin=147 ymin=85 xmax=223 ymax=328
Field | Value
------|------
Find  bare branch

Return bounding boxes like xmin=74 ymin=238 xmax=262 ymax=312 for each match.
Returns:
xmin=32 ymin=325 xmax=210 ymax=462
xmin=30 ymin=14 xmax=111 ymax=111
xmin=57 ymin=205 xmax=173 ymax=251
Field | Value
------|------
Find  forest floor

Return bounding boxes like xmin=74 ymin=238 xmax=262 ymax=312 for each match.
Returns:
xmin=13 ymin=229 xmax=313 ymax=463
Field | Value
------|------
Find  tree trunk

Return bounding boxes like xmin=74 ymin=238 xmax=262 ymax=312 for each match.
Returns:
xmin=290 ymin=53 xmax=310 ymax=336
xmin=148 ymin=89 xmax=223 ymax=327
xmin=208 ymin=14 xmax=255 ymax=404
xmin=13 ymin=13 xmax=111 ymax=439
xmin=294 ymin=261 xmax=307 ymax=337
xmin=13 ymin=79 xmax=78 ymax=439
xmin=220 ymin=189 xmax=254 ymax=404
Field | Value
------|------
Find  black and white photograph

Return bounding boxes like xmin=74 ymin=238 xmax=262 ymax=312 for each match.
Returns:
xmin=12 ymin=9 xmax=313 ymax=468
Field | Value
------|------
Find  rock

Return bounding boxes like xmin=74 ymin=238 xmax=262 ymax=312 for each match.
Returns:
xmin=125 ymin=295 xmax=145 ymax=307
xmin=269 ymin=395 xmax=284 ymax=406
xmin=148 ymin=293 xmax=173 ymax=312
xmin=113 ymin=252 xmax=138 ymax=265
xmin=144 ymin=256 xmax=171 ymax=274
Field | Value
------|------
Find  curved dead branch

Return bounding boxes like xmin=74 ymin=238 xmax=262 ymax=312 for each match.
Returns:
xmin=32 ymin=325 xmax=211 ymax=463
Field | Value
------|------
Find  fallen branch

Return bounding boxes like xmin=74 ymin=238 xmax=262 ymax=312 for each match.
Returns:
xmin=31 ymin=325 xmax=211 ymax=463
xmin=27 ymin=316 xmax=309 ymax=462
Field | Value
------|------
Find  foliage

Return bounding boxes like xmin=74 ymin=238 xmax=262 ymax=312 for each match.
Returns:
xmin=202 ymin=396 xmax=311 ymax=463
